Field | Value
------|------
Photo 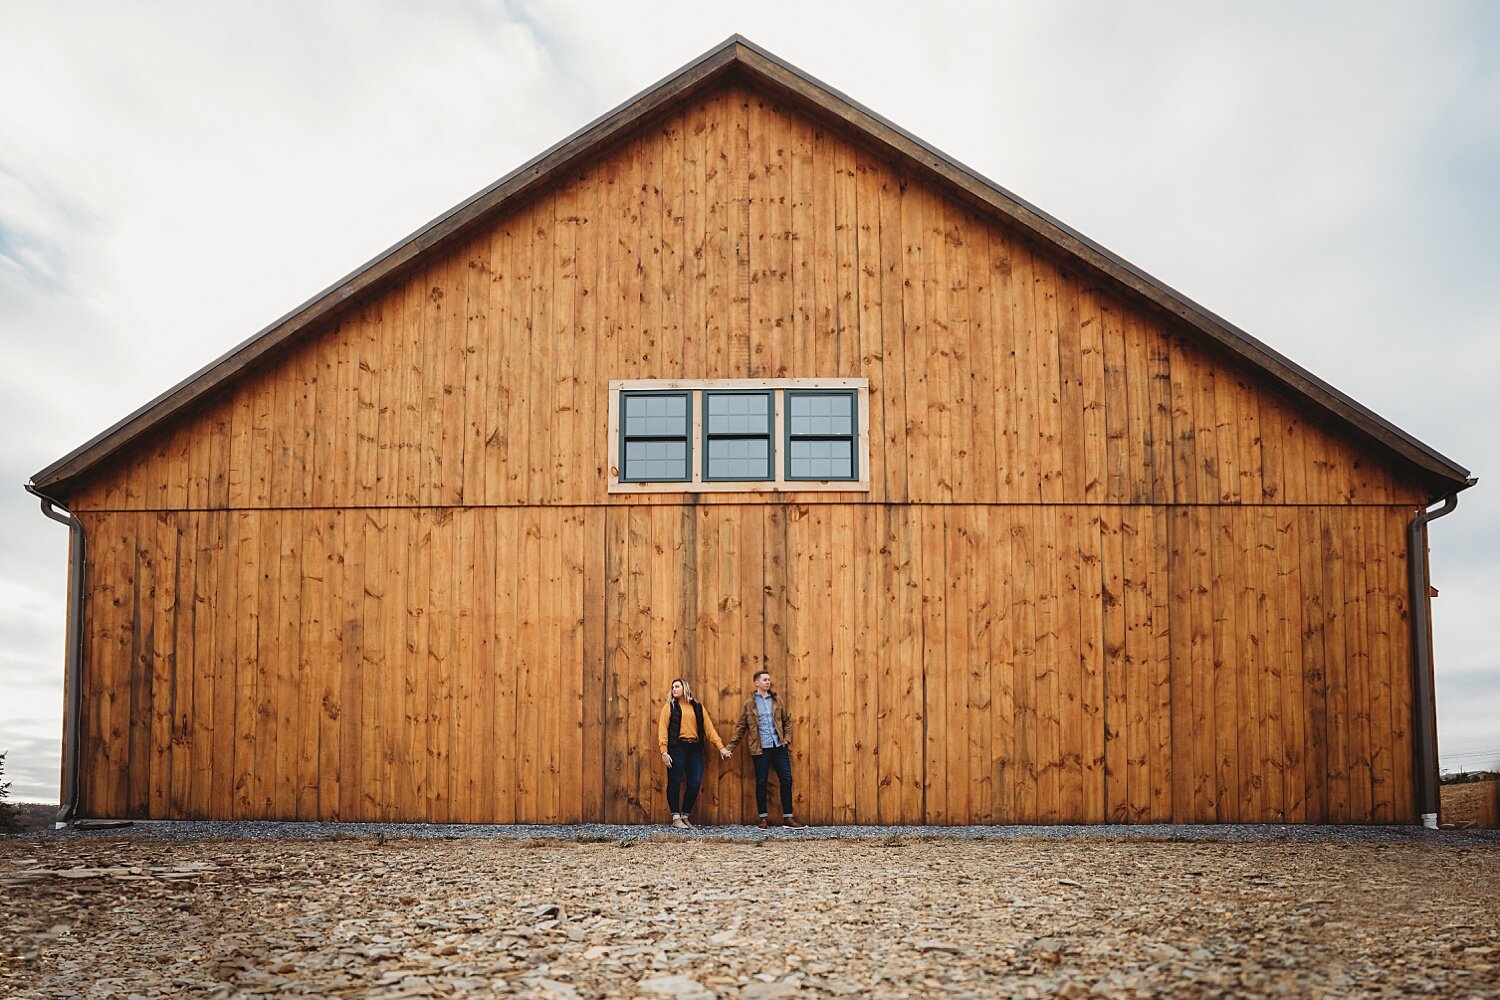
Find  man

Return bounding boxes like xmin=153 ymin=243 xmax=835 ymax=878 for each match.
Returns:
xmin=725 ymin=669 xmax=805 ymax=829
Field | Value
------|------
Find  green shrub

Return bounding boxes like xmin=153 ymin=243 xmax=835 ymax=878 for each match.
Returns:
xmin=0 ymin=751 xmax=18 ymax=832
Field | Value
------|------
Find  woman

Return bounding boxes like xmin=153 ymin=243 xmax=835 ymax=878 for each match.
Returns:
xmin=657 ymin=678 xmax=731 ymax=829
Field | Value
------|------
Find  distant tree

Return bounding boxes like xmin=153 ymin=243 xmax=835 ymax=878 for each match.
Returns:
xmin=0 ymin=751 xmax=18 ymax=832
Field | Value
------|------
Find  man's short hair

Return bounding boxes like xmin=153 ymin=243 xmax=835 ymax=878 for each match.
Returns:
xmin=753 ymin=670 xmax=771 ymax=683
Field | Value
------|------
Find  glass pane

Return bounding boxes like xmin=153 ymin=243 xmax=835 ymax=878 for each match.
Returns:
xmin=624 ymin=438 xmax=688 ymax=480
xmin=623 ymin=393 xmax=688 ymax=437
xmin=788 ymin=438 xmax=854 ymax=480
xmin=788 ymin=392 xmax=853 ymax=436
xmin=706 ymin=437 xmax=770 ymax=480
xmin=706 ymin=392 xmax=770 ymax=435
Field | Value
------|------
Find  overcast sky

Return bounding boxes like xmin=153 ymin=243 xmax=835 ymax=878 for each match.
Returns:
xmin=2 ymin=1 xmax=1496 ymax=803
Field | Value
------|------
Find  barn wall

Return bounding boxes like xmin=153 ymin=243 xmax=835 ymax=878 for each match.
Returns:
xmin=67 ymin=82 xmax=1423 ymax=513
xmin=64 ymin=78 xmax=1428 ymax=824
xmin=78 ymin=503 xmax=1416 ymax=824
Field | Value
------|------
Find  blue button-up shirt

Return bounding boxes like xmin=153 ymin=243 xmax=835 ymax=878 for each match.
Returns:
xmin=755 ymin=691 xmax=780 ymax=749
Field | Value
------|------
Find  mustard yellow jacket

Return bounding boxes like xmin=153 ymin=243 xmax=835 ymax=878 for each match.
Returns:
xmin=657 ymin=699 xmax=726 ymax=755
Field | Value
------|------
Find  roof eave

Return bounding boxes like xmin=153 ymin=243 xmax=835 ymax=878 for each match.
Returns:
xmin=722 ymin=40 xmax=1472 ymax=495
xmin=31 ymin=36 xmax=753 ymax=495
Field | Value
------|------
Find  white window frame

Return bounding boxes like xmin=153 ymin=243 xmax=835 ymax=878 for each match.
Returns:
xmin=608 ymin=378 xmax=871 ymax=494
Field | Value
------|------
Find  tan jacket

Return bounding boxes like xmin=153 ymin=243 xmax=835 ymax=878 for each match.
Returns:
xmin=726 ymin=691 xmax=792 ymax=757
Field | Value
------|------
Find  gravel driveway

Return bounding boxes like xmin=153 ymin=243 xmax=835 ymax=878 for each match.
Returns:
xmin=4 ymin=825 xmax=1498 ymax=998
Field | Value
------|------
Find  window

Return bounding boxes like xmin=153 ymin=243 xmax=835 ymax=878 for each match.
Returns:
xmin=619 ymin=390 xmax=692 ymax=482
xmin=608 ymin=379 xmax=869 ymax=493
xmin=786 ymin=389 xmax=857 ymax=481
xmin=703 ymin=390 xmax=774 ymax=481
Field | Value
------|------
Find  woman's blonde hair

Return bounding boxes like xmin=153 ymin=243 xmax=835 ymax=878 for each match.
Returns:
xmin=669 ymin=677 xmax=696 ymax=703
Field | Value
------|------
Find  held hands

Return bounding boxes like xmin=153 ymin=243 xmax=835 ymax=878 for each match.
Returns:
xmin=666 ymin=749 xmax=734 ymax=764
xmin=664 ymin=749 xmax=734 ymax=763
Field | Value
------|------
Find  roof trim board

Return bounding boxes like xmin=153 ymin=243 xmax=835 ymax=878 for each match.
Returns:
xmin=29 ymin=35 xmax=1471 ymax=498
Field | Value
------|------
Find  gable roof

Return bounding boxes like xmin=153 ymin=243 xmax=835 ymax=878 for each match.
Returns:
xmin=30 ymin=35 xmax=1472 ymax=500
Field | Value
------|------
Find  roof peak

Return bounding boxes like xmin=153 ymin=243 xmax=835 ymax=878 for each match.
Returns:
xmin=29 ymin=36 xmax=1470 ymax=497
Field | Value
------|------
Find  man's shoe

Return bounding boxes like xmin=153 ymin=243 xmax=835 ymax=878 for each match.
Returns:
xmin=671 ymin=816 xmax=689 ymax=830
xmin=783 ymin=817 xmax=806 ymax=829
xmin=756 ymin=817 xmax=768 ymax=830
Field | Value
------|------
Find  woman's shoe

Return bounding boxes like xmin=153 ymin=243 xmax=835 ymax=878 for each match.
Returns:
xmin=681 ymin=817 xmax=696 ymax=829
xmin=671 ymin=816 xmax=689 ymax=830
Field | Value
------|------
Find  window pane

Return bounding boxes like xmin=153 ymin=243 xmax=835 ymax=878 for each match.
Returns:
xmin=788 ymin=438 xmax=853 ymax=480
xmin=788 ymin=392 xmax=853 ymax=436
xmin=623 ymin=393 xmax=688 ymax=437
xmin=624 ymin=438 xmax=688 ymax=480
xmin=706 ymin=392 xmax=770 ymax=435
xmin=706 ymin=437 xmax=770 ymax=480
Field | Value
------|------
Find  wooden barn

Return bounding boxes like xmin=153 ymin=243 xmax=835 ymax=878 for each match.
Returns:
xmin=29 ymin=38 xmax=1473 ymax=827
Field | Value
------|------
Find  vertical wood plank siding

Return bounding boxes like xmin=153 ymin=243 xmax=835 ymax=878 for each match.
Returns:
xmin=77 ymin=504 xmax=1418 ymax=823
xmin=63 ymin=82 xmax=1428 ymax=823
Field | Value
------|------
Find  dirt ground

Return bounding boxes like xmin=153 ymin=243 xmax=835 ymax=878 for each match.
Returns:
xmin=3 ymin=835 xmax=1498 ymax=999
xmin=1442 ymin=778 xmax=1500 ymax=829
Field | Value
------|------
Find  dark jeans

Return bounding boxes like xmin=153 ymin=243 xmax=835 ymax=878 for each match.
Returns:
xmin=666 ymin=742 xmax=705 ymax=815
xmin=753 ymin=744 xmax=794 ymax=816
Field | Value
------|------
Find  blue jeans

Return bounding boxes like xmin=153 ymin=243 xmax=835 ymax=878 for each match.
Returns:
xmin=666 ymin=742 xmax=705 ymax=815
xmin=753 ymin=745 xmax=794 ymax=816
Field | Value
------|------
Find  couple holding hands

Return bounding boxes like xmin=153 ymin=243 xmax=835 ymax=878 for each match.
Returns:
xmin=655 ymin=670 xmax=804 ymax=831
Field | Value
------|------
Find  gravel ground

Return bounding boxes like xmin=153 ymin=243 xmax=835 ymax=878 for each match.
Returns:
xmin=3 ymin=826 xmax=1498 ymax=998
xmin=24 ymin=819 xmax=1500 ymax=846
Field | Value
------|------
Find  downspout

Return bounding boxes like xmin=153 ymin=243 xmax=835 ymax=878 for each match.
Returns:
xmin=25 ymin=483 xmax=86 ymax=827
xmin=1407 ymin=479 xmax=1474 ymax=829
